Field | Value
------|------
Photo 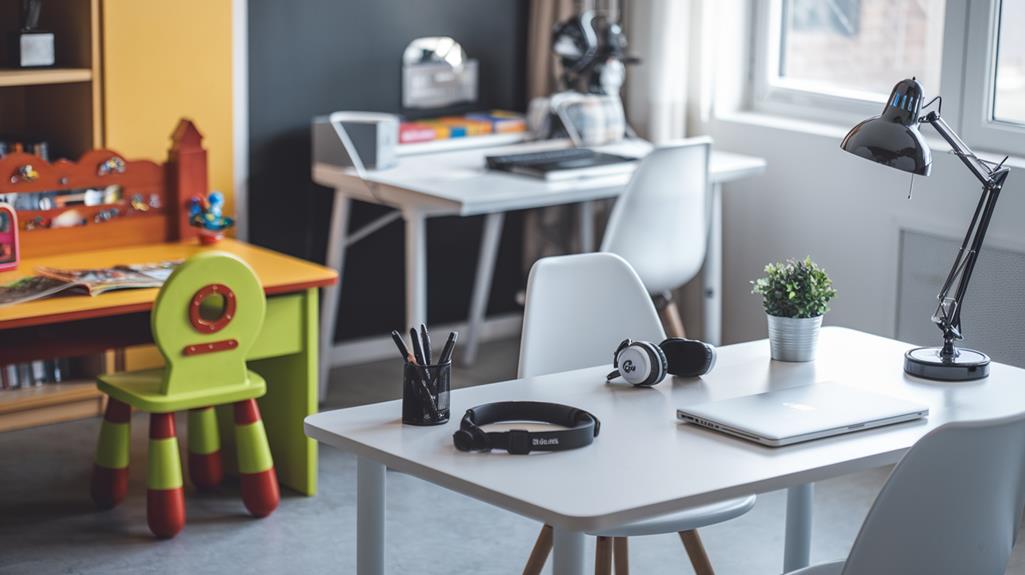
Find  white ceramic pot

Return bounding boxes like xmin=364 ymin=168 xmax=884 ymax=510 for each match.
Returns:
xmin=767 ymin=314 xmax=823 ymax=362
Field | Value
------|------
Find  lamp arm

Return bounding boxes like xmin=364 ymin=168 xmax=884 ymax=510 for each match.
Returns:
xmin=921 ymin=112 xmax=1010 ymax=355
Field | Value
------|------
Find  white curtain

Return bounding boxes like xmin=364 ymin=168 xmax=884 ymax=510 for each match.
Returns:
xmin=624 ymin=0 xmax=690 ymax=143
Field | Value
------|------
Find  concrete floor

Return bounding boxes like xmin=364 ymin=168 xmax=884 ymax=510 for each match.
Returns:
xmin=2 ymin=337 xmax=1024 ymax=574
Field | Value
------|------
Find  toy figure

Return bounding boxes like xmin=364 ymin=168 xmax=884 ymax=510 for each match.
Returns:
xmin=188 ymin=191 xmax=234 ymax=244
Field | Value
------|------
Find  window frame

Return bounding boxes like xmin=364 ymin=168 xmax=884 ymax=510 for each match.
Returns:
xmin=747 ymin=0 xmax=1025 ymax=158
xmin=961 ymin=0 xmax=1025 ymax=157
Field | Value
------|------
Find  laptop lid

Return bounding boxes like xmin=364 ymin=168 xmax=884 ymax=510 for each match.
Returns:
xmin=677 ymin=383 xmax=929 ymax=443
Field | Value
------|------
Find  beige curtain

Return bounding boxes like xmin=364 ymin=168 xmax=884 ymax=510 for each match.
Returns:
xmin=623 ymin=0 xmax=690 ymax=142
xmin=523 ymin=0 xmax=580 ymax=274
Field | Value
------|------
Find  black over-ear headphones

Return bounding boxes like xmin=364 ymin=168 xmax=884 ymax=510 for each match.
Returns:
xmin=606 ymin=338 xmax=717 ymax=386
xmin=453 ymin=401 xmax=600 ymax=455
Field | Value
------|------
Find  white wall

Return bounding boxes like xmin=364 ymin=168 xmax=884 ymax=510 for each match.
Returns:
xmin=708 ymin=115 xmax=1025 ymax=345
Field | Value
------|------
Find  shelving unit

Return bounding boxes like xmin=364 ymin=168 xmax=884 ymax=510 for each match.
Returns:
xmin=0 ymin=0 xmax=103 ymax=159
xmin=0 ymin=381 xmax=105 ymax=432
xmin=0 ymin=0 xmax=106 ymax=431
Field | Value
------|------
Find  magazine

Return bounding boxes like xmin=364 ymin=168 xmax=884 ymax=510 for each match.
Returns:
xmin=0 ymin=261 xmax=180 ymax=308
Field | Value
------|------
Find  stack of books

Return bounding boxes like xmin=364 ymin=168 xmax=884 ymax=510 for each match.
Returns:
xmin=399 ymin=110 xmax=526 ymax=144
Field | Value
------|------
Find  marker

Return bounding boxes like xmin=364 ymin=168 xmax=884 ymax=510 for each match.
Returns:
xmin=420 ymin=323 xmax=432 ymax=365
xmin=439 ymin=331 xmax=459 ymax=364
xmin=409 ymin=327 xmax=426 ymax=366
xmin=391 ymin=330 xmax=411 ymax=363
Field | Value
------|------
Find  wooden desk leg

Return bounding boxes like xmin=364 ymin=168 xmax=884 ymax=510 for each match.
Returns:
xmin=358 ymin=457 xmax=387 ymax=575
xmin=405 ymin=210 xmax=428 ymax=330
xmin=319 ymin=191 xmax=351 ymax=402
xmin=462 ymin=212 xmax=504 ymax=366
xmin=783 ymin=483 xmax=814 ymax=573
xmin=702 ymin=183 xmax=723 ymax=346
xmin=553 ymin=526 xmax=586 ymax=575
xmin=250 ymin=288 xmax=319 ymax=496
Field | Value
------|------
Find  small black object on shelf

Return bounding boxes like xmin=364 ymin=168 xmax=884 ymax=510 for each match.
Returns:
xmin=841 ymin=78 xmax=1010 ymax=381
xmin=10 ymin=0 xmax=54 ymax=68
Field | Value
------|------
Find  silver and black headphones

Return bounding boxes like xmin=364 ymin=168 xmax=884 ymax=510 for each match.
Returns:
xmin=606 ymin=337 xmax=717 ymax=386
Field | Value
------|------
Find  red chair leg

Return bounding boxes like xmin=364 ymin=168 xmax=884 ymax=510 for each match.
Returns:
xmin=91 ymin=398 xmax=131 ymax=509
xmin=187 ymin=406 xmax=223 ymax=490
xmin=146 ymin=412 xmax=186 ymax=538
xmin=234 ymin=399 xmax=280 ymax=517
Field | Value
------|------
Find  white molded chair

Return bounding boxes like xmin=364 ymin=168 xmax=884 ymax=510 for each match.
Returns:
xmin=518 ymin=252 xmax=756 ymax=575
xmin=600 ymin=137 xmax=711 ymax=337
xmin=787 ymin=411 xmax=1025 ymax=575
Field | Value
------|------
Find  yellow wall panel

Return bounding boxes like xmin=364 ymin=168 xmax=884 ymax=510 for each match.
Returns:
xmin=102 ymin=0 xmax=234 ymax=214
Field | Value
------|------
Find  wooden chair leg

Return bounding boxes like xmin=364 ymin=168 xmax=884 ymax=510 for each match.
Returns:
xmin=523 ymin=524 xmax=553 ymax=575
xmin=655 ymin=292 xmax=687 ymax=338
xmin=147 ymin=412 xmax=186 ymax=538
xmin=612 ymin=537 xmax=629 ymax=574
xmin=595 ymin=536 xmax=613 ymax=575
xmin=91 ymin=397 xmax=131 ymax=509
xmin=678 ymin=529 xmax=714 ymax=575
xmin=234 ymin=399 xmax=280 ymax=517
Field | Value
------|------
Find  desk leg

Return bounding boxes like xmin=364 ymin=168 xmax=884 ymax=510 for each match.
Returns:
xmin=405 ymin=210 xmax=428 ymax=330
xmin=702 ymin=183 xmax=723 ymax=346
xmin=462 ymin=212 xmax=504 ymax=366
xmin=357 ymin=457 xmax=386 ymax=575
xmin=783 ymin=483 xmax=814 ymax=573
xmin=249 ymin=288 xmax=320 ymax=496
xmin=553 ymin=526 xmax=586 ymax=575
xmin=578 ymin=201 xmax=596 ymax=252
xmin=319 ymin=191 xmax=351 ymax=402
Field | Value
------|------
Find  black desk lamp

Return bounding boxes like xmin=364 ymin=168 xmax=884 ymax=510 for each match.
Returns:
xmin=841 ymin=78 xmax=1011 ymax=381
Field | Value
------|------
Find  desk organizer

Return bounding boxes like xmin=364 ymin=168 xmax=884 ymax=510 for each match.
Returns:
xmin=402 ymin=361 xmax=451 ymax=426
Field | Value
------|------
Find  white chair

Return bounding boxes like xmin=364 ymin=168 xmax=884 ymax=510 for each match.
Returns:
xmin=786 ymin=411 xmax=1025 ymax=575
xmin=518 ymin=252 xmax=756 ymax=575
xmin=600 ymin=137 xmax=711 ymax=338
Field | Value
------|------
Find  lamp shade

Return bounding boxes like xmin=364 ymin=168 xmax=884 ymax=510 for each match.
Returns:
xmin=841 ymin=79 xmax=932 ymax=176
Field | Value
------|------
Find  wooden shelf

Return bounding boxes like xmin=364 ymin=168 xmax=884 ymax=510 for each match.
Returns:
xmin=0 ymin=68 xmax=93 ymax=88
xmin=0 ymin=381 xmax=104 ymax=432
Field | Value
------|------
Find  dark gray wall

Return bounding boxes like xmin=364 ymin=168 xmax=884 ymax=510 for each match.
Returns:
xmin=248 ymin=0 xmax=529 ymax=341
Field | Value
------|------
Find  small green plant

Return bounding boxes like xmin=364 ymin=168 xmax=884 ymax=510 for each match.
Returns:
xmin=752 ymin=257 xmax=837 ymax=318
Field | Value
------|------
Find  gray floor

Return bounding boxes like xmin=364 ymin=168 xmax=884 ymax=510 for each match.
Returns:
xmin=2 ymin=338 xmax=1024 ymax=574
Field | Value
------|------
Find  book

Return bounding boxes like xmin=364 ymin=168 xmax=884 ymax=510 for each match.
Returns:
xmin=0 ymin=260 xmax=179 ymax=308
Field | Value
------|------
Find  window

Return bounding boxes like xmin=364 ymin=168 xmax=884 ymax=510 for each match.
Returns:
xmin=993 ymin=0 xmax=1025 ymax=125
xmin=778 ymin=0 xmax=945 ymax=99
xmin=753 ymin=0 xmax=1025 ymax=156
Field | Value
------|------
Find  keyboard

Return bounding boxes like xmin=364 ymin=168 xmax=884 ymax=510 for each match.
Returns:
xmin=485 ymin=148 xmax=597 ymax=170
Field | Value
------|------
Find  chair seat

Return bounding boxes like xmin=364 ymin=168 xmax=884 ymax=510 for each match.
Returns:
xmin=784 ymin=561 xmax=844 ymax=575
xmin=97 ymin=368 xmax=266 ymax=413
xmin=587 ymin=495 xmax=756 ymax=537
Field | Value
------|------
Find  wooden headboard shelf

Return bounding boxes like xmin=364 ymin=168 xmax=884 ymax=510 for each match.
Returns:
xmin=0 ymin=119 xmax=207 ymax=258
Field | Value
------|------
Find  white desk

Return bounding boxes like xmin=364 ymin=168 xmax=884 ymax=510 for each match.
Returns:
xmin=313 ymin=138 xmax=766 ymax=392
xmin=305 ymin=327 xmax=1025 ymax=574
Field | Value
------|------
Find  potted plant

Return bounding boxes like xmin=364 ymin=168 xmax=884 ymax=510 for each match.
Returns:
xmin=752 ymin=257 xmax=837 ymax=362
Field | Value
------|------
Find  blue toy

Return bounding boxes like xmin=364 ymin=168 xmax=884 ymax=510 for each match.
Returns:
xmin=189 ymin=191 xmax=234 ymax=233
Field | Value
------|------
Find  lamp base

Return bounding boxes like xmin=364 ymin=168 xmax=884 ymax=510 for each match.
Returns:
xmin=904 ymin=346 xmax=990 ymax=381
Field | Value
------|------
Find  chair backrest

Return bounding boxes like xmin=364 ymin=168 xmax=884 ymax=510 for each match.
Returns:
xmin=600 ymin=137 xmax=711 ymax=295
xmin=151 ymin=251 xmax=266 ymax=395
xmin=518 ymin=252 xmax=666 ymax=378
xmin=842 ymin=411 xmax=1025 ymax=575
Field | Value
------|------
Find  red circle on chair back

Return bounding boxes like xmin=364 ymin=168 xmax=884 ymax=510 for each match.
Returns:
xmin=188 ymin=284 xmax=237 ymax=333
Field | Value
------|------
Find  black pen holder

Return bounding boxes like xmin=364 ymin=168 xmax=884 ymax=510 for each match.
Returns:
xmin=402 ymin=361 xmax=451 ymax=426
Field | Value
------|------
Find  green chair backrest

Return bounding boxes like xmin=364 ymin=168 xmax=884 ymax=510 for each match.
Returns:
xmin=151 ymin=251 xmax=266 ymax=396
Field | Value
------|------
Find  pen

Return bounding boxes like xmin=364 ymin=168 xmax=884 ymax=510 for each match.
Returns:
xmin=420 ymin=323 xmax=432 ymax=365
xmin=439 ymin=331 xmax=458 ymax=364
xmin=409 ymin=327 xmax=426 ymax=366
xmin=406 ymin=352 xmax=439 ymax=418
xmin=391 ymin=330 xmax=411 ymax=362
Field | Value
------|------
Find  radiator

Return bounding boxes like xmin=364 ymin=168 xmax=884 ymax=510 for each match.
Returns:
xmin=897 ymin=229 xmax=1025 ymax=368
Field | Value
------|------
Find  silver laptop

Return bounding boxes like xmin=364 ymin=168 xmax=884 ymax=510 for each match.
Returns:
xmin=676 ymin=383 xmax=929 ymax=447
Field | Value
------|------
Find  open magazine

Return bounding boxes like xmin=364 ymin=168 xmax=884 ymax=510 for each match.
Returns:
xmin=0 ymin=261 xmax=180 ymax=308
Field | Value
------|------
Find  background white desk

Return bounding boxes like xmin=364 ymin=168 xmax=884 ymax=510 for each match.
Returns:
xmin=313 ymin=138 xmax=766 ymax=394
xmin=306 ymin=327 xmax=1025 ymax=574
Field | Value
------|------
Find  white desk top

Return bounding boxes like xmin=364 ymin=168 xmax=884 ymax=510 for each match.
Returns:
xmin=312 ymin=139 xmax=766 ymax=217
xmin=305 ymin=328 xmax=1025 ymax=532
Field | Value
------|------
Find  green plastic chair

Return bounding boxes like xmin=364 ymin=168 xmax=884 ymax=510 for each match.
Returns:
xmin=90 ymin=251 xmax=279 ymax=538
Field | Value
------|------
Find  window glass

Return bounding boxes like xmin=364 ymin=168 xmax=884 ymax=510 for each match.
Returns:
xmin=779 ymin=0 xmax=946 ymax=98
xmin=994 ymin=0 xmax=1025 ymax=125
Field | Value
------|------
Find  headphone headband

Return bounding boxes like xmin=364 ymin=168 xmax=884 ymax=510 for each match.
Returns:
xmin=453 ymin=401 xmax=600 ymax=455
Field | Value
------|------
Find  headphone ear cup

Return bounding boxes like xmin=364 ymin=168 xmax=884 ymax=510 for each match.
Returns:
xmin=659 ymin=338 xmax=717 ymax=378
xmin=634 ymin=341 xmax=667 ymax=386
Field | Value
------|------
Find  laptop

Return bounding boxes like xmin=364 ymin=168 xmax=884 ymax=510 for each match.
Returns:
xmin=485 ymin=148 xmax=638 ymax=181
xmin=676 ymin=383 xmax=929 ymax=447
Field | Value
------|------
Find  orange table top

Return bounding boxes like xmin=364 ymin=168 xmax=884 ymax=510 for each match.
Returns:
xmin=0 ymin=238 xmax=338 ymax=330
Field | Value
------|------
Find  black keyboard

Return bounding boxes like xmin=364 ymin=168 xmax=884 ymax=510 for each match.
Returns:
xmin=486 ymin=148 xmax=596 ymax=170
